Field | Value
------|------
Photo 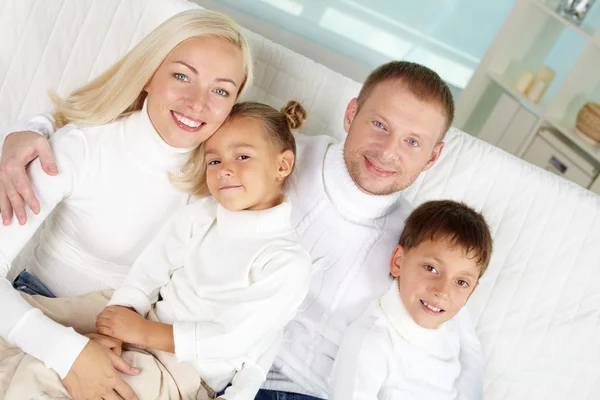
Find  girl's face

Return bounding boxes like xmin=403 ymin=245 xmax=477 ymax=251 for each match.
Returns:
xmin=204 ymin=117 xmax=294 ymax=211
xmin=145 ymin=36 xmax=246 ymax=149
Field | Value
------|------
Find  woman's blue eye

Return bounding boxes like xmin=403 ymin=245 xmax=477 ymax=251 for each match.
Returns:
xmin=174 ymin=73 xmax=189 ymax=82
xmin=214 ymin=88 xmax=229 ymax=97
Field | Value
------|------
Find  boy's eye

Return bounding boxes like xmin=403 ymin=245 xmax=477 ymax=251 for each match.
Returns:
xmin=174 ymin=73 xmax=189 ymax=82
xmin=425 ymin=265 xmax=438 ymax=274
xmin=407 ymin=139 xmax=420 ymax=147
xmin=207 ymin=160 xmax=220 ymax=166
xmin=236 ymin=155 xmax=250 ymax=161
xmin=214 ymin=88 xmax=229 ymax=97
xmin=457 ymin=280 xmax=469 ymax=288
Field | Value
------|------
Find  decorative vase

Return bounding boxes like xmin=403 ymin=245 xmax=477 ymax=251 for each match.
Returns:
xmin=575 ymin=102 xmax=600 ymax=144
xmin=556 ymin=0 xmax=596 ymax=25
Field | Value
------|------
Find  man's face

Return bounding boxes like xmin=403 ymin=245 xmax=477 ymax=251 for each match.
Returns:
xmin=343 ymin=80 xmax=447 ymax=195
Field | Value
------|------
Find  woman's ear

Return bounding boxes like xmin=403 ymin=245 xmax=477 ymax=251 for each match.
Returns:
xmin=389 ymin=245 xmax=404 ymax=278
xmin=277 ymin=150 xmax=295 ymax=181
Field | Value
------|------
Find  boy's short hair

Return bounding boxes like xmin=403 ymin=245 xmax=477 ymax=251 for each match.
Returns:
xmin=357 ymin=61 xmax=454 ymax=139
xmin=399 ymin=200 xmax=492 ymax=278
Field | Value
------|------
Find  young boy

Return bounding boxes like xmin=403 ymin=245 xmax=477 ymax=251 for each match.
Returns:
xmin=329 ymin=200 xmax=492 ymax=400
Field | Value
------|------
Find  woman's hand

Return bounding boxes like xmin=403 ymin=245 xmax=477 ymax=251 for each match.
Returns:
xmin=0 ymin=130 xmax=57 ymax=225
xmin=96 ymin=305 xmax=148 ymax=346
xmin=62 ymin=339 xmax=139 ymax=400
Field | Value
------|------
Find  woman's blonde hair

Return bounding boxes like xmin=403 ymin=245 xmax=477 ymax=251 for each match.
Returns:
xmin=173 ymin=100 xmax=307 ymax=197
xmin=50 ymin=9 xmax=253 ymax=129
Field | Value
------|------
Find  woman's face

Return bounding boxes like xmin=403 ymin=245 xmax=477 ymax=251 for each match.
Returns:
xmin=145 ymin=36 xmax=246 ymax=148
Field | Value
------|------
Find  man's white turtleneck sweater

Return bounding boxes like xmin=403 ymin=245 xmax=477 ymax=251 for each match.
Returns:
xmin=0 ymin=103 xmax=192 ymax=378
xmin=329 ymin=281 xmax=461 ymax=399
xmin=263 ymin=135 xmax=483 ymax=399
xmin=4 ymin=117 xmax=484 ymax=399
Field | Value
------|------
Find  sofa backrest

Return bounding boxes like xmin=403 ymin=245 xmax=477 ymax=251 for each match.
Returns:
xmin=1 ymin=1 xmax=599 ymax=398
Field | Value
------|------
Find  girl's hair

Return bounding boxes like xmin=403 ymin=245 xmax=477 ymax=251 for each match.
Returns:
xmin=173 ymin=100 xmax=307 ymax=197
xmin=50 ymin=9 xmax=253 ymax=129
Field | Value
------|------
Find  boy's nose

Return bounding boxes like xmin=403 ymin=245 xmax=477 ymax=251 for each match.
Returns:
xmin=431 ymin=280 xmax=450 ymax=299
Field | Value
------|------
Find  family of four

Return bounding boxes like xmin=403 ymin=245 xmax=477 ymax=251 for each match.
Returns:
xmin=0 ymin=9 xmax=491 ymax=400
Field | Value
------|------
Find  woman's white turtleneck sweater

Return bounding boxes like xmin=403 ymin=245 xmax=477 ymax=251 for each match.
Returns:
xmin=0 ymin=103 xmax=193 ymax=378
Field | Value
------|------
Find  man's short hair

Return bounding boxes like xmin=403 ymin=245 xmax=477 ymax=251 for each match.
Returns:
xmin=398 ymin=200 xmax=493 ymax=278
xmin=358 ymin=61 xmax=455 ymax=137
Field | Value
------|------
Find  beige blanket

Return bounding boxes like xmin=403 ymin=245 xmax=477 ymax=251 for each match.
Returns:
xmin=0 ymin=291 xmax=213 ymax=400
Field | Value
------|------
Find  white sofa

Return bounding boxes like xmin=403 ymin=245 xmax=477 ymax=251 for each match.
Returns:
xmin=1 ymin=1 xmax=599 ymax=399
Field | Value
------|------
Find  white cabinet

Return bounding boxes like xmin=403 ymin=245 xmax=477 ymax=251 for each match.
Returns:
xmin=523 ymin=129 xmax=599 ymax=187
xmin=480 ymin=94 xmax=539 ymax=155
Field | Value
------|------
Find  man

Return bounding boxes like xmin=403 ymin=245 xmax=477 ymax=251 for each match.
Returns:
xmin=0 ymin=61 xmax=482 ymax=400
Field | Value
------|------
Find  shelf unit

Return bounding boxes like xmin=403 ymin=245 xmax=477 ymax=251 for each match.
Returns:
xmin=455 ymin=0 xmax=600 ymax=170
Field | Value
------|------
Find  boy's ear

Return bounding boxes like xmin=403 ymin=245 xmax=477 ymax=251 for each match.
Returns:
xmin=389 ymin=245 xmax=404 ymax=278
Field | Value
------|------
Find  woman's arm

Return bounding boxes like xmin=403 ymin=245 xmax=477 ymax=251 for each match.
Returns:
xmin=0 ymin=125 xmax=89 ymax=377
xmin=0 ymin=113 xmax=58 ymax=225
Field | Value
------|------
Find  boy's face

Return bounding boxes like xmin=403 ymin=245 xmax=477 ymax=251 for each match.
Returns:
xmin=390 ymin=239 xmax=480 ymax=329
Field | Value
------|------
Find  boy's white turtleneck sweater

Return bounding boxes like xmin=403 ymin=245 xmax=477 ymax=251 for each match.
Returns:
xmin=329 ymin=281 xmax=461 ymax=399
xmin=108 ymin=198 xmax=311 ymax=400
xmin=0 ymin=103 xmax=192 ymax=378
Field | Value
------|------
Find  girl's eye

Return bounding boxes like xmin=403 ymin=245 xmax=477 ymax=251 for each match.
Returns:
xmin=425 ymin=265 xmax=438 ymax=274
xmin=207 ymin=160 xmax=220 ymax=166
xmin=236 ymin=155 xmax=250 ymax=161
xmin=457 ymin=280 xmax=470 ymax=288
xmin=407 ymin=139 xmax=420 ymax=147
xmin=174 ymin=73 xmax=189 ymax=82
xmin=214 ymin=88 xmax=229 ymax=97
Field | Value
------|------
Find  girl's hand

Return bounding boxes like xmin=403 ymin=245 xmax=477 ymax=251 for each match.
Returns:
xmin=85 ymin=332 xmax=123 ymax=356
xmin=96 ymin=305 xmax=148 ymax=346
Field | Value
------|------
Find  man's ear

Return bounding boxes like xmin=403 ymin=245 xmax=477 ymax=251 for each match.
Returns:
xmin=423 ymin=141 xmax=444 ymax=172
xmin=390 ymin=245 xmax=404 ymax=278
xmin=344 ymin=98 xmax=359 ymax=133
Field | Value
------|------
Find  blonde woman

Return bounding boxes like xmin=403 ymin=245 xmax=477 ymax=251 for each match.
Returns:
xmin=0 ymin=9 xmax=251 ymax=400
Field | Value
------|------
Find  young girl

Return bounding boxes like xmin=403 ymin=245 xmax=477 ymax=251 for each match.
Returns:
xmin=5 ymin=101 xmax=312 ymax=400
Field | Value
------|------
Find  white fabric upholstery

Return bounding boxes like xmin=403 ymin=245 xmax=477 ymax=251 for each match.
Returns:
xmin=0 ymin=1 xmax=599 ymax=399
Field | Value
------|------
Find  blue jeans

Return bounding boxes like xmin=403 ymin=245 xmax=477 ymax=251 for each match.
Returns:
xmin=254 ymin=390 xmax=324 ymax=400
xmin=12 ymin=270 xmax=56 ymax=298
